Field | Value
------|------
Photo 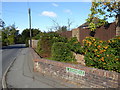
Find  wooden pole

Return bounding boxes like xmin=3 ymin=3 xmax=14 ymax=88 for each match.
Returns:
xmin=28 ymin=8 xmax=32 ymax=47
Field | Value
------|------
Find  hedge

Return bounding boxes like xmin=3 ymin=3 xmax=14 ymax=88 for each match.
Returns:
xmin=67 ymin=37 xmax=83 ymax=54
xmin=36 ymin=32 xmax=67 ymax=58
xmin=82 ymin=36 xmax=120 ymax=73
xmin=52 ymin=42 xmax=76 ymax=62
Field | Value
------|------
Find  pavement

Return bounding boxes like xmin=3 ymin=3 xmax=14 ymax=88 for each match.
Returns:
xmin=6 ymin=48 xmax=78 ymax=88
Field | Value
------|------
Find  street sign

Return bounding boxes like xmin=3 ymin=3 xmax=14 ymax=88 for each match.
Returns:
xmin=66 ymin=67 xmax=85 ymax=76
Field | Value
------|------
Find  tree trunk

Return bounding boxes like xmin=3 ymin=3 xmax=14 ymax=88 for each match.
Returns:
xmin=116 ymin=14 xmax=120 ymax=36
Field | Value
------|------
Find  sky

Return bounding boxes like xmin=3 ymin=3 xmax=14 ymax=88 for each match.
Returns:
xmin=2 ymin=1 xmax=115 ymax=34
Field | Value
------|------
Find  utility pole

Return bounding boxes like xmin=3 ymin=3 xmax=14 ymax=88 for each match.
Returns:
xmin=28 ymin=8 xmax=32 ymax=47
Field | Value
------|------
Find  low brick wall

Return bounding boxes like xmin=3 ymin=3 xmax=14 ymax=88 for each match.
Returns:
xmin=28 ymin=40 xmax=39 ymax=49
xmin=31 ymin=49 xmax=119 ymax=88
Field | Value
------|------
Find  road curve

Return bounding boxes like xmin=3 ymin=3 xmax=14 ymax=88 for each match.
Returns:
xmin=0 ymin=44 xmax=26 ymax=89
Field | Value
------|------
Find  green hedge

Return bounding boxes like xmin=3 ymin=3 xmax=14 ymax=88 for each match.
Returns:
xmin=82 ymin=36 xmax=120 ymax=73
xmin=108 ymin=36 xmax=120 ymax=57
xmin=36 ymin=32 xmax=67 ymax=58
xmin=25 ymin=38 xmax=29 ymax=47
xmin=67 ymin=37 xmax=83 ymax=54
xmin=52 ymin=42 xmax=76 ymax=62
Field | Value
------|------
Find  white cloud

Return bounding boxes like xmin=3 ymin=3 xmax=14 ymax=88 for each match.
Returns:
xmin=64 ymin=9 xmax=72 ymax=15
xmin=41 ymin=11 xmax=57 ymax=17
xmin=52 ymin=3 xmax=59 ymax=7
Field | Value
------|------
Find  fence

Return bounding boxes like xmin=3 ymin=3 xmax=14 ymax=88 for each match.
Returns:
xmin=60 ymin=22 xmax=116 ymax=43
xmin=58 ymin=31 xmax=72 ymax=39
xmin=78 ymin=22 xmax=116 ymax=43
xmin=29 ymin=40 xmax=39 ymax=49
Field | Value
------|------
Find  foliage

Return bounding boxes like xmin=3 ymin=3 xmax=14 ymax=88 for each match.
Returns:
xmin=1 ymin=31 xmax=7 ymax=46
xmin=52 ymin=42 xmax=76 ymax=62
xmin=32 ymin=32 xmax=42 ymax=40
xmin=107 ymin=36 xmax=120 ymax=57
xmin=86 ymin=1 xmax=120 ymax=31
xmin=21 ymin=28 xmax=41 ymax=43
xmin=21 ymin=29 xmax=30 ymax=43
xmin=15 ymin=34 xmax=24 ymax=44
xmin=2 ymin=25 xmax=41 ymax=46
xmin=32 ymin=28 xmax=41 ymax=37
xmin=36 ymin=40 xmax=42 ymax=54
xmin=25 ymin=38 xmax=29 ymax=47
xmin=8 ymin=35 xmax=15 ymax=45
xmin=1 ymin=24 xmax=19 ymax=45
xmin=82 ymin=36 xmax=120 ymax=72
xmin=36 ymin=32 xmax=67 ymax=58
xmin=67 ymin=37 xmax=83 ymax=54
xmin=56 ymin=26 xmax=68 ymax=33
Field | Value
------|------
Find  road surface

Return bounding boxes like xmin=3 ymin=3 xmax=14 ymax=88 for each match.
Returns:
xmin=0 ymin=44 xmax=25 ymax=89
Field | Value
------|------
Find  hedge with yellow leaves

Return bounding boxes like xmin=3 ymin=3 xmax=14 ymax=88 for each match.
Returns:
xmin=82 ymin=36 xmax=120 ymax=73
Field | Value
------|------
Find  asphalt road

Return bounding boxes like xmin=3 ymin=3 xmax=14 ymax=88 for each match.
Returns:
xmin=0 ymin=44 xmax=26 ymax=89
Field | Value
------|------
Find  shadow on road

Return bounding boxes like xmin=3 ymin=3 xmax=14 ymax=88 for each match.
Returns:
xmin=2 ymin=44 xmax=26 ymax=50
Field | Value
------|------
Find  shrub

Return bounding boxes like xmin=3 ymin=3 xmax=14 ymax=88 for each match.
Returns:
xmin=37 ymin=34 xmax=51 ymax=57
xmin=107 ymin=36 xmax=120 ymax=57
xmin=32 ymin=32 xmax=42 ymax=40
xmin=36 ymin=40 xmax=42 ymax=54
xmin=67 ymin=37 xmax=83 ymax=54
xmin=8 ymin=36 xmax=15 ymax=45
xmin=36 ymin=32 xmax=67 ymax=58
xmin=25 ymin=38 xmax=29 ymax=47
xmin=2 ymin=31 xmax=7 ymax=46
xmin=52 ymin=42 xmax=76 ymax=62
xmin=82 ymin=37 xmax=120 ymax=73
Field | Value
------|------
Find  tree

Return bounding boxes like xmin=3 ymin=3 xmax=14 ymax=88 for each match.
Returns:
xmin=21 ymin=29 xmax=30 ymax=42
xmin=15 ymin=34 xmax=24 ymax=44
xmin=2 ymin=24 xmax=18 ymax=45
xmin=2 ymin=24 xmax=19 ymax=45
xmin=86 ymin=0 xmax=120 ymax=36
xmin=67 ymin=18 xmax=73 ymax=31
xmin=32 ymin=28 xmax=41 ymax=37
xmin=56 ymin=26 xmax=67 ymax=33
xmin=1 ymin=31 xmax=7 ymax=46
xmin=49 ymin=18 xmax=73 ymax=32
xmin=21 ymin=28 xmax=41 ymax=43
